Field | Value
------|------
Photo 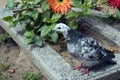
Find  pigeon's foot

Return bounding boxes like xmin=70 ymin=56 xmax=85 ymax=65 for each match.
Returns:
xmin=73 ymin=64 xmax=83 ymax=70
xmin=82 ymin=68 xmax=89 ymax=74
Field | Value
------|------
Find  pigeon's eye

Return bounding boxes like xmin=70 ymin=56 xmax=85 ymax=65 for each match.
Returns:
xmin=58 ymin=27 xmax=61 ymax=29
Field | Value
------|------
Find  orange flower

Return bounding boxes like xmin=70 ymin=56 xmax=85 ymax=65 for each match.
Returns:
xmin=47 ymin=0 xmax=71 ymax=15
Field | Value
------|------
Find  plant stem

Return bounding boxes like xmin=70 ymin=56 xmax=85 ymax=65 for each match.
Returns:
xmin=12 ymin=5 xmax=40 ymax=13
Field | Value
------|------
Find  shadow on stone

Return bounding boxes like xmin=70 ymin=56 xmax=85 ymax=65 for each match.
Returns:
xmin=90 ymin=61 xmax=117 ymax=72
xmin=17 ymin=30 xmax=25 ymax=35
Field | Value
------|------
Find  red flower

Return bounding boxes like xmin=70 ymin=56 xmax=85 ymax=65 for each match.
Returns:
xmin=108 ymin=0 xmax=120 ymax=9
xmin=47 ymin=0 xmax=71 ymax=15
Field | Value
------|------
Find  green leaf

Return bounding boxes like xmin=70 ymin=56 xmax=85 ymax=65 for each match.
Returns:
xmin=70 ymin=0 xmax=92 ymax=17
xmin=35 ymin=37 xmax=43 ymax=46
xmin=5 ymin=0 xmax=15 ymax=11
xmin=3 ymin=16 xmax=15 ymax=27
xmin=25 ymin=10 xmax=39 ymax=20
xmin=32 ymin=10 xmax=39 ymax=20
xmin=65 ymin=11 xmax=78 ymax=19
xmin=16 ymin=13 xmax=32 ymax=24
xmin=72 ymin=0 xmax=82 ymax=7
xmin=3 ymin=16 xmax=13 ymax=22
xmin=51 ymin=13 xmax=62 ymax=20
xmin=113 ymin=10 xmax=120 ymax=19
xmin=68 ymin=19 xmax=78 ymax=29
xmin=25 ymin=11 xmax=33 ymax=16
xmin=42 ymin=10 xmax=50 ymax=22
xmin=80 ymin=0 xmax=92 ymax=15
xmin=25 ymin=38 xmax=33 ymax=44
xmin=40 ymin=25 xmax=48 ymax=37
xmin=40 ymin=1 xmax=49 ymax=12
xmin=40 ymin=24 xmax=56 ymax=37
xmin=19 ymin=16 xmax=31 ymax=24
xmin=49 ymin=31 xmax=58 ymax=43
xmin=25 ymin=25 xmax=34 ymax=31
xmin=14 ymin=2 xmax=20 ymax=7
xmin=47 ymin=13 xmax=62 ymax=23
xmin=34 ymin=0 xmax=41 ymax=4
xmin=22 ymin=0 xmax=41 ymax=4
xmin=24 ymin=31 xmax=34 ymax=38
xmin=9 ymin=21 xmax=15 ymax=27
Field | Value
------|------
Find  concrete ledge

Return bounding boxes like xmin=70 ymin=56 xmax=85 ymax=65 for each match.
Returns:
xmin=0 ymin=7 xmax=120 ymax=80
xmin=78 ymin=17 xmax=120 ymax=47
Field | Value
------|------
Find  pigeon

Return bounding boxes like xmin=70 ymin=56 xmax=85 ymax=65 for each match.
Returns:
xmin=53 ymin=23 xmax=116 ymax=74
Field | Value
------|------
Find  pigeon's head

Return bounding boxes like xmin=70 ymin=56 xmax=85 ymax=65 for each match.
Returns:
xmin=54 ymin=23 xmax=70 ymax=33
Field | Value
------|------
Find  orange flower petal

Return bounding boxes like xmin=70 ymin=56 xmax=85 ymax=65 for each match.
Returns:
xmin=47 ymin=0 xmax=71 ymax=15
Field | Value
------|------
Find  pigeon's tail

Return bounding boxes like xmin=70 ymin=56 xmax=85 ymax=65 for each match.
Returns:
xmin=106 ymin=50 xmax=116 ymax=64
xmin=108 ymin=52 xmax=115 ymax=59
xmin=106 ymin=59 xmax=116 ymax=65
xmin=105 ymin=49 xmax=115 ymax=58
xmin=103 ymin=49 xmax=116 ymax=64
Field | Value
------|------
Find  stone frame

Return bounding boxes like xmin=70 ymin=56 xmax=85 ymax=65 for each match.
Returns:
xmin=0 ymin=7 xmax=120 ymax=80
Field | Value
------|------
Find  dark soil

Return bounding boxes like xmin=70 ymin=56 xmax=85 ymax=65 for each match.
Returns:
xmin=0 ymin=27 xmax=47 ymax=80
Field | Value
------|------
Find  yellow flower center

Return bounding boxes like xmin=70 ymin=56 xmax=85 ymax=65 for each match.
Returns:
xmin=56 ymin=0 xmax=63 ymax=3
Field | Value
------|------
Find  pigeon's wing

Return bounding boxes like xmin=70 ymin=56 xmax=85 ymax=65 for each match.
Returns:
xmin=76 ymin=37 xmax=115 ymax=61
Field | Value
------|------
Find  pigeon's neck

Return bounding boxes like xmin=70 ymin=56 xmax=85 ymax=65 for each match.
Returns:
xmin=63 ymin=29 xmax=71 ymax=40
xmin=63 ymin=29 xmax=83 ymax=42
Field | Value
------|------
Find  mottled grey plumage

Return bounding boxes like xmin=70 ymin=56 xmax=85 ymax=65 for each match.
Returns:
xmin=54 ymin=23 xmax=116 ymax=68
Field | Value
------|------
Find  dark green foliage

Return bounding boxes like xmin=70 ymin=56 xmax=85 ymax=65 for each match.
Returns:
xmin=0 ymin=34 xmax=10 ymax=43
xmin=3 ymin=0 xmax=92 ymax=46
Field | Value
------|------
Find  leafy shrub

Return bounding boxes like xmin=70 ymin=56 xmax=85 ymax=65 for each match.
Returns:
xmin=3 ymin=0 xmax=92 ymax=46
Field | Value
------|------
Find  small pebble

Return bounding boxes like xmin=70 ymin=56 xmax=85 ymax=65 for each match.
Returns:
xmin=8 ymin=69 xmax=16 ymax=73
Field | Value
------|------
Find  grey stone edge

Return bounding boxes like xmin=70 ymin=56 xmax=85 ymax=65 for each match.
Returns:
xmin=78 ymin=17 xmax=120 ymax=47
xmin=0 ymin=7 xmax=120 ymax=80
